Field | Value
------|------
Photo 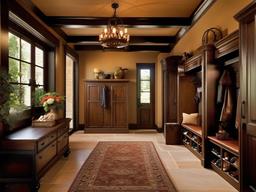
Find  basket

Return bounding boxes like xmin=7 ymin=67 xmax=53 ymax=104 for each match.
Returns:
xmin=32 ymin=120 xmax=56 ymax=127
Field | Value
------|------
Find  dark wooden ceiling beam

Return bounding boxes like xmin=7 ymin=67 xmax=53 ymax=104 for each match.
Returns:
xmin=67 ymin=36 xmax=176 ymax=44
xmin=47 ymin=17 xmax=192 ymax=28
xmin=74 ymin=45 xmax=170 ymax=52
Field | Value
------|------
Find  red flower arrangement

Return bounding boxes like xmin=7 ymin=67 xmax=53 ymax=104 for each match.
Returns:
xmin=40 ymin=92 xmax=64 ymax=112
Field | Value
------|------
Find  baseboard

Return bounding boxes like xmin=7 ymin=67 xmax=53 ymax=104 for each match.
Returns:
xmin=128 ymin=123 xmax=137 ymax=129
xmin=155 ymin=126 xmax=163 ymax=133
xmin=78 ymin=124 xmax=84 ymax=130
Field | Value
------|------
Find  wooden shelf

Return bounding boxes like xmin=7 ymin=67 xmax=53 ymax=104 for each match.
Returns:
xmin=211 ymin=150 xmax=221 ymax=158
xmin=211 ymin=162 xmax=239 ymax=190
xmin=181 ymin=124 xmax=202 ymax=137
xmin=208 ymin=136 xmax=239 ymax=155
xmin=183 ymin=142 xmax=202 ymax=160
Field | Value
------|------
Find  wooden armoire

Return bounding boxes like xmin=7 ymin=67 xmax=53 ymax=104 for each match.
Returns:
xmin=84 ymin=79 xmax=129 ymax=133
xmin=235 ymin=2 xmax=256 ymax=191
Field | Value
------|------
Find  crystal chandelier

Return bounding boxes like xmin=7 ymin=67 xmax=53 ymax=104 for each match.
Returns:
xmin=99 ymin=2 xmax=129 ymax=48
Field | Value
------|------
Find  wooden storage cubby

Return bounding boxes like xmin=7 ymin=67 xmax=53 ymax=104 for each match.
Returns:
xmin=182 ymin=124 xmax=202 ymax=159
xmin=180 ymin=51 xmax=203 ymax=161
xmin=179 ymin=44 xmax=215 ymax=165
xmin=205 ymin=30 xmax=240 ymax=190
xmin=208 ymin=136 xmax=239 ymax=190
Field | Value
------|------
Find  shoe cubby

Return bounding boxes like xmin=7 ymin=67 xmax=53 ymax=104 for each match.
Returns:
xmin=208 ymin=136 xmax=239 ymax=190
xmin=182 ymin=124 xmax=202 ymax=160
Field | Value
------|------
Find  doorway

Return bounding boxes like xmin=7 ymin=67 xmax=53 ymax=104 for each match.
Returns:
xmin=65 ymin=47 xmax=79 ymax=133
xmin=136 ymin=63 xmax=155 ymax=129
xmin=65 ymin=55 xmax=74 ymax=131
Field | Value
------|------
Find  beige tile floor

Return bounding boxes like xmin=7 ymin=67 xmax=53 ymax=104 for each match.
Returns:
xmin=39 ymin=130 xmax=237 ymax=192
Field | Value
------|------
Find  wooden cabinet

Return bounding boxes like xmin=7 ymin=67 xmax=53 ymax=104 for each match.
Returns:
xmin=235 ymin=3 xmax=256 ymax=191
xmin=84 ymin=80 xmax=129 ymax=133
xmin=0 ymin=119 xmax=71 ymax=192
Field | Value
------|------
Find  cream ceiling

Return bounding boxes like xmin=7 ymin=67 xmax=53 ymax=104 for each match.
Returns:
xmin=32 ymin=0 xmax=202 ymax=17
xmin=30 ymin=0 xmax=203 ymax=49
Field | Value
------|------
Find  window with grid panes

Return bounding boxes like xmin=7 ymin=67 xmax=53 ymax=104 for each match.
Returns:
xmin=139 ymin=69 xmax=151 ymax=104
xmin=8 ymin=32 xmax=45 ymax=113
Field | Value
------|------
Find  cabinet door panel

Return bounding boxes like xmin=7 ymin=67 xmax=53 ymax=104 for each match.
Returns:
xmin=112 ymin=85 xmax=127 ymax=100
xmin=87 ymin=84 xmax=101 ymax=100
xmin=87 ymin=102 xmax=103 ymax=127
xmin=112 ymin=102 xmax=127 ymax=127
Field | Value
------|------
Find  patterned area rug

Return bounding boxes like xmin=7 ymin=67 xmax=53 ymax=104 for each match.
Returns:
xmin=68 ymin=141 xmax=176 ymax=192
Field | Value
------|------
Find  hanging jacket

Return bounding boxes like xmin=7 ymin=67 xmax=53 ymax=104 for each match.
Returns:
xmin=219 ymin=87 xmax=233 ymax=122
xmin=101 ymin=86 xmax=108 ymax=109
xmin=217 ymin=70 xmax=232 ymax=104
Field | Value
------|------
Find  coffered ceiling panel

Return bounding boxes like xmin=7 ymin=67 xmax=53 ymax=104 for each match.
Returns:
xmin=62 ymin=27 xmax=180 ymax=36
xmin=23 ymin=0 xmax=213 ymax=52
xmin=32 ymin=0 xmax=202 ymax=17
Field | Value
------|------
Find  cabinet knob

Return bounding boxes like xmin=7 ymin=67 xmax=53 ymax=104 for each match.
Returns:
xmin=39 ymin=156 xmax=42 ymax=159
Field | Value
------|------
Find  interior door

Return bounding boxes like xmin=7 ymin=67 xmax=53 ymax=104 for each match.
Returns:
xmin=239 ymin=17 xmax=256 ymax=192
xmin=242 ymin=19 xmax=256 ymax=191
xmin=137 ymin=64 xmax=155 ymax=129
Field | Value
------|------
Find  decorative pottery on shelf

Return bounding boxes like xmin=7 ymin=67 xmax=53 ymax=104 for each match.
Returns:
xmin=114 ymin=67 xmax=128 ymax=79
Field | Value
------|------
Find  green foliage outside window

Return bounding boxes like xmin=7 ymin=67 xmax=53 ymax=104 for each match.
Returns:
xmin=8 ymin=33 xmax=30 ymax=111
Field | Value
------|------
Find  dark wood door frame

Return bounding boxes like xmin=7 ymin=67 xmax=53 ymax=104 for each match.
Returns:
xmin=136 ymin=63 xmax=155 ymax=129
xmin=64 ymin=45 xmax=79 ymax=133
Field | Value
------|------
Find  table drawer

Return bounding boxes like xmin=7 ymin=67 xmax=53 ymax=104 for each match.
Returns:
xmin=37 ymin=131 xmax=57 ymax=152
xmin=48 ymin=131 xmax=57 ymax=143
xmin=58 ymin=125 xmax=69 ymax=137
xmin=37 ymin=136 xmax=48 ymax=152
xmin=57 ymin=133 xmax=69 ymax=153
xmin=36 ymin=141 xmax=57 ymax=172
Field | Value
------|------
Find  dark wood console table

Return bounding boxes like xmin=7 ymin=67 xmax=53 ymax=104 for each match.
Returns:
xmin=0 ymin=118 xmax=71 ymax=192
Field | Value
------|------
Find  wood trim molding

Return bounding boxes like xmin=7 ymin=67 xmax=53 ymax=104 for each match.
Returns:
xmin=74 ymin=45 xmax=170 ymax=52
xmin=7 ymin=0 xmax=58 ymax=46
xmin=234 ymin=1 xmax=256 ymax=22
xmin=67 ymin=36 xmax=176 ymax=44
xmin=15 ymin=0 xmax=68 ymax=41
xmin=0 ymin=0 xmax=9 ymax=70
xmin=47 ymin=17 xmax=192 ymax=28
xmin=215 ymin=30 xmax=239 ymax=59
xmin=65 ymin=45 xmax=79 ymax=60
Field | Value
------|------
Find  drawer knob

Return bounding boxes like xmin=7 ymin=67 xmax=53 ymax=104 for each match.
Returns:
xmin=41 ymin=142 xmax=45 ymax=146
xmin=39 ymin=156 xmax=42 ymax=159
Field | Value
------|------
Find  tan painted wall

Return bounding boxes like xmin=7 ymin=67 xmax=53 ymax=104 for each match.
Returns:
xmin=171 ymin=0 xmax=252 ymax=55
xmin=79 ymin=51 xmax=159 ymax=124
